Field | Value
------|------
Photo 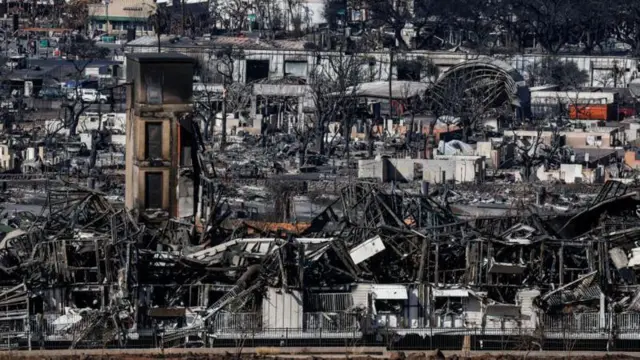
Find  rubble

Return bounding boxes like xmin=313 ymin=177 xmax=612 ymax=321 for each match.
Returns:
xmin=0 ymin=177 xmax=638 ymax=350
xmin=4 ymin=13 xmax=640 ymax=355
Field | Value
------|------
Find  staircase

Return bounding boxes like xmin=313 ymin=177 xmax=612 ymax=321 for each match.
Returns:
xmin=69 ymin=312 xmax=103 ymax=349
xmin=200 ymin=282 xmax=262 ymax=322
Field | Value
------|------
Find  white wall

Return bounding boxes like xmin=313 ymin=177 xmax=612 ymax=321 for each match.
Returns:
xmin=424 ymin=158 xmax=484 ymax=183
xmin=626 ymin=123 xmax=640 ymax=142
xmin=110 ymin=134 xmax=127 ymax=146
xmin=560 ymin=164 xmax=583 ymax=183
xmin=423 ymin=161 xmax=456 ymax=183
xmin=262 ymin=287 xmax=303 ymax=329
xmin=351 ymin=284 xmax=372 ymax=309
xmin=517 ymin=289 xmax=541 ymax=329
xmin=511 ymin=54 xmax=638 ymax=88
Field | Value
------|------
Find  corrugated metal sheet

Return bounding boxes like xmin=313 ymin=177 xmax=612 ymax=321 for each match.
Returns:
xmin=546 ymin=285 xmax=602 ymax=306
xmin=212 ymin=312 xmax=262 ymax=332
xmin=517 ymin=289 xmax=540 ymax=318
xmin=372 ymin=284 xmax=408 ymax=300
xmin=350 ymin=284 xmax=371 ymax=308
xmin=349 ymin=235 xmax=386 ymax=264
xmin=488 ymin=259 xmax=526 ymax=274
xmin=486 ymin=304 xmax=521 ymax=317
xmin=432 ymin=288 xmax=470 ymax=297
xmin=262 ymin=287 xmax=303 ymax=329
xmin=303 ymin=312 xmax=358 ymax=331
xmin=305 ymin=293 xmax=353 ymax=311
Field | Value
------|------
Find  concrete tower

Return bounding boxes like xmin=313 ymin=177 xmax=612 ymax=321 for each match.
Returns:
xmin=124 ymin=53 xmax=195 ymax=219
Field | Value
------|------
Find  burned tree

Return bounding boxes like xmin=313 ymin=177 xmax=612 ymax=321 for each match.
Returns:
xmin=215 ymin=47 xmax=244 ymax=146
xmin=509 ymin=125 xmax=566 ymax=181
xmin=253 ymin=0 xmax=285 ymax=39
xmin=148 ymin=3 xmax=172 ymax=53
xmin=427 ymin=73 xmax=494 ymax=142
xmin=58 ymin=35 xmax=109 ymax=136
xmin=218 ymin=0 xmax=252 ymax=31
xmin=366 ymin=0 xmax=448 ymax=50
xmin=612 ymin=0 xmax=640 ymax=55
xmin=511 ymin=0 xmax=580 ymax=54
xmin=62 ymin=0 xmax=97 ymax=33
xmin=193 ymin=84 xmax=222 ymax=141
xmin=308 ymin=50 xmax=366 ymax=158
xmin=193 ymin=51 xmax=252 ymax=144
xmin=193 ymin=58 xmax=223 ymax=141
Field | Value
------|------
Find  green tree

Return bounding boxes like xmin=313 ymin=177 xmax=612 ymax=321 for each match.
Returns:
xmin=528 ymin=58 xmax=588 ymax=89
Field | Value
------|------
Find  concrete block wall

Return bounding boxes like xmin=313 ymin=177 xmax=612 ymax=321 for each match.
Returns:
xmin=358 ymin=157 xmax=485 ymax=183
xmin=423 ymin=161 xmax=456 ymax=183
xmin=358 ymin=159 xmax=386 ymax=181
xmin=560 ymin=164 xmax=583 ymax=183
xmin=387 ymin=159 xmax=420 ymax=182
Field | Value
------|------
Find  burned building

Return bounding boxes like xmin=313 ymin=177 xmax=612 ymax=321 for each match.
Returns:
xmin=1 ymin=177 xmax=640 ymax=351
xmin=5 ymin=51 xmax=640 ymax=352
xmin=124 ymin=53 xmax=196 ymax=220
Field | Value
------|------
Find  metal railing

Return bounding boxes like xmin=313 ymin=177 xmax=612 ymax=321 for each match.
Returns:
xmin=542 ymin=312 xmax=640 ymax=332
xmin=304 ymin=312 xmax=358 ymax=332
xmin=211 ymin=312 xmax=262 ymax=333
xmin=7 ymin=312 xmax=640 ymax=351
xmin=30 ymin=312 xmax=99 ymax=341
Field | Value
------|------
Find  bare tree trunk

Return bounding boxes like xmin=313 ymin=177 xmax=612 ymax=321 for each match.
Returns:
xmin=344 ymin=120 xmax=351 ymax=164
xmin=182 ymin=0 xmax=186 ymax=36
xmin=89 ymin=98 xmax=102 ymax=169
xmin=221 ymin=88 xmax=227 ymax=146
xmin=316 ymin=113 xmax=324 ymax=155
xmin=69 ymin=110 xmax=82 ymax=136
xmin=406 ymin=112 xmax=415 ymax=154
xmin=366 ymin=121 xmax=374 ymax=158
xmin=425 ymin=120 xmax=436 ymax=159
xmin=298 ymin=141 xmax=306 ymax=166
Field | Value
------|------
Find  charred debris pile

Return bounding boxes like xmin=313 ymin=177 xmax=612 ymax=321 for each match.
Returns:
xmin=1 ymin=181 xmax=640 ymax=347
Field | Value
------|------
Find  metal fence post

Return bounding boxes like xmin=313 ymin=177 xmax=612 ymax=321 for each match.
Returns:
xmin=27 ymin=318 xmax=31 ymax=351
xmin=473 ymin=327 xmax=476 ymax=351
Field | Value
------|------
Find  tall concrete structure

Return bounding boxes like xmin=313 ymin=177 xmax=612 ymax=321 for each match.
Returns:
xmin=125 ymin=53 xmax=195 ymax=219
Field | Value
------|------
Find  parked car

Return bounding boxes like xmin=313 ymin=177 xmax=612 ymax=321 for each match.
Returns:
xmin=0 ymin=100 xmax=30 ymax=112
xmin=66 ymin=88 xmax=79 ymax=100
xmin=37 ymin=87 xmax=64 ymax=99
xmin=80 ymin=89 xmax=109 ymax=103
xmin=66 ymin=88 xmax=109 ymax=103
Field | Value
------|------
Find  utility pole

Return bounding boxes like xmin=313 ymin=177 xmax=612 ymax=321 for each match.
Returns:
xmin=221 ymin=83 xmax=227 ymax=147
xmin=388 ymin=47 xmax=394 ymax=119
xmin=105 ymin=0 xmax=110 ymax=36
xmin=89 ymin=93 xmax=102 ymax=171
xmin=31 ymin=0 xmax=37 ymax=27
xmin=181 ymin=0 xmax=186 ymax=36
